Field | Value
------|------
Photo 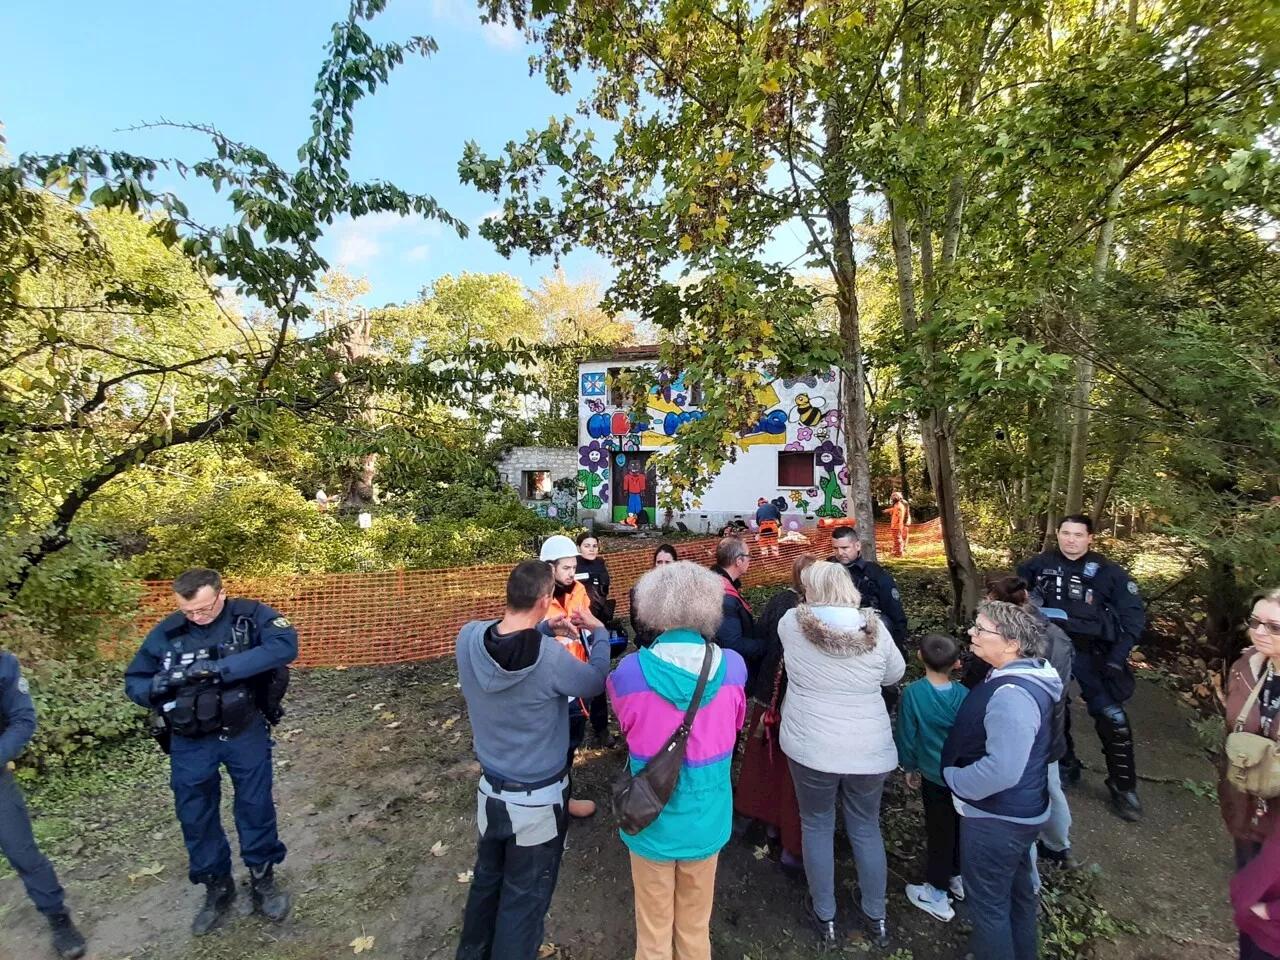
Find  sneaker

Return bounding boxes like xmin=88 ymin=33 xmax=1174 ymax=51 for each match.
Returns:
xmin=46 ymin=911 xmax=86 ymax=959
xmin=905 ymin=883 xmax=955 ymax=922
xmin=860 ymin=911 xmax=891 ymax=948
xmin=805 ymin=896 xmax=838 ymax=951
xmin=949 ymin=875 xmax=966 ymax=902
xmin=1036 ymin=840 xmax=1074 ymax=866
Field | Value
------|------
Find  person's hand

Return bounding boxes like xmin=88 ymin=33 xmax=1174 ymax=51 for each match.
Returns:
xmin=181 ymin=660 xmax=220 ymax=683
xmin=1252 ymin=903 xmax=1270 ymax=920
xmin=544 ymin=615 xmax=575 ymax=638
xmin=148 ymin=670 xmax=181 ymax=705
xmin=904 ymin=771 xmax=922 ymax=790
xmin=571 ymin=607 xmax=604 ymax=634
xmin=1103 ymin=659 xmax=1128 ymax=680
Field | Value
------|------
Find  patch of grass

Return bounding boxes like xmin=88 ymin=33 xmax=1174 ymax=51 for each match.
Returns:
xmin=1039 ymin=864 xmax=1139 ymax=959
xmin=1180 ymin=778 xmax=1219 ymax=802
xmin=1190 ymin=716 xmax=1226 ymax=756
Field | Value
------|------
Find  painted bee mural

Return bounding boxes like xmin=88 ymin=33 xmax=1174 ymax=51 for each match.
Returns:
xmin=790 ymin=393 xmax=828 ymax=427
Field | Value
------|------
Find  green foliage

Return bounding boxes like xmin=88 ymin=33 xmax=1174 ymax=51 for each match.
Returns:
xmin=1039 ymin=864 xmax=1139 ymax=958
xmin=1190 ymin=716 xmax=1226 ymax=758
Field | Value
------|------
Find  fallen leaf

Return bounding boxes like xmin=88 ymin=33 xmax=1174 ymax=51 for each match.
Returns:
xmin=431 ymin=840 xmax=449 ymax=857
xmin=346 ymin=693 xmax=359 ymax=700
xmin=372 ymin=702 xmax=386 ymax=711
xmin=350 ymin=935 xmax=375 ymax=954
xmin=427 ymin=719 xmax=439 ymax=727
xmin=380 ymin=711 xmax=396 ymax=721
xmin=379 ymin=746 xmax=391 ymax=753
xmin=128 ymin=863 xmax=166 ymax=883
xmin=457 ymin=870 xmax=473 ymax=883
xmin=538 ymin=945 xmax=557 ymax=959
xmin=752 ymin=845 xmax=768 ymax=861
xmin=386 ymin=721 xmax=402 ymax=729
xmin=334 ymin=665 xmax=349 ymax=671
xmin=422 ymin=789 xmax=440 ymax=802
xmin=442 ymin=715 xmax=459 ymax=731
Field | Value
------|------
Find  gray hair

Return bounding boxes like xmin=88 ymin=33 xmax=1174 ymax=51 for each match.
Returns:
xmin=978 ymin=599 xmax=1048 ymax=659
xmin=632 ymin=561 xmax=725 ymax=639
xmin=716 ymin=536 xmax=749 ymax=568
xmin=802 ymin=561 xmax=862 ymax=608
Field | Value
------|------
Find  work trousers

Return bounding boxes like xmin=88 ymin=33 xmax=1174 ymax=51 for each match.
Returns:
xmin=920 ymin=777 xmax=961 ymax=890
xmin=629 ymin=852 xmax=719 ymax=960
xmin=457 ymin=781 xmax=569 ymax=960
xmin=961 ymin=816 xmax=1040 ymax=960
xmin=169 ymin=716 xmax=286 ymax=884
xmin=0 ymin=767 xmax=65 ymax=914
xmin=789 ymin=760 xmax=889 ymax=922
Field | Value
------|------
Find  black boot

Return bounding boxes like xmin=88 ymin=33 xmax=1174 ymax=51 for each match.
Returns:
xmin=1096 ymin=707 xmax=1142 ymax=822
xmin=46 ymin=911 xmax=86 ymax=959
xmin=250 ymin=864 xmax=292 ymax=922
xmin=192 ymin=874 xmax=237 ymax=936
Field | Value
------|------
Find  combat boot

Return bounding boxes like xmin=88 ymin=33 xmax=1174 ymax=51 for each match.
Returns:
xmin=1096 ymin=706 xmax=1143 ymax=823
xmin=250 ymin=864 xmax=292 ymax=922
xmin=46 ymin=911 xmax=86 ymax=959
xmin=192 ymin=874 xmax=236 ymax=935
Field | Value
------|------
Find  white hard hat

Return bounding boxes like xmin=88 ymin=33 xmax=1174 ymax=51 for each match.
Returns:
xmin=539 ymin=535 xmax=579 ymax=563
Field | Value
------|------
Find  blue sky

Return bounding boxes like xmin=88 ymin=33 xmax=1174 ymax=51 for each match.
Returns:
xmin=0 ymin=0 xmax=615 ymax=306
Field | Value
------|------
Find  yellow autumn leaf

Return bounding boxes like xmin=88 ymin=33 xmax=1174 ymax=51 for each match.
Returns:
xmin=715 ymin=149 xmax=734 ymax=167
xmin=687 ymin=202 xmax=705 ymax=216
xmin=678 ymin=234 xmax=693 ymax=251
xmin=351 ymin=935 xmax=376 ymax=954
xmin=431 ymin=840 xmax=449 ymax=857
xmin=759 ymin=321 xmax=774 ymax=338
xmin=759 ymin=76 xmax=781 ymax=95
xmin=715 ymin=215 xmax=729 ymax=232
xmin=759 ymin=157 xmax=775 ymax=172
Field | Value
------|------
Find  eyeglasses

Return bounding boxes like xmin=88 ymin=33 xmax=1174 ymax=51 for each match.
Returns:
xmin=1247 ymin=617 xmax=1280 ymax=637
xmin=970 ymin=622 xmax=1006 ymax=640
xmin=182 ymin=594 xmax=224 ymax=619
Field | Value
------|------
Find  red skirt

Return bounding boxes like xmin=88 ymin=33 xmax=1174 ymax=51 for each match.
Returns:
xmin=734 ymin=703 xmax=803 ymax=857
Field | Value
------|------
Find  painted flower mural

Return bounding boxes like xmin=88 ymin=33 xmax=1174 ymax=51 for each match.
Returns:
xmin=578 ymin=441 xmax=608 ymax=509
xmin=814 ymin=441 xmax=847 ymax=518
xmin=796 ymin=426 xmax=813 ymax=443
xmin=814 ymin=440 xmax=845 ymax=473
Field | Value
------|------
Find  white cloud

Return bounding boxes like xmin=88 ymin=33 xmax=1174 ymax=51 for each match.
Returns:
xmin=477 ymin=208 xmax=504 ymax=226
xmin=405 ymin=244 xmax=431 ymax=263
xmin=481 ymin=19 xmax=522 ymax=49
xmin=328 ymin=211 xmax=443 ymax=268
xmin=429 ymin=0 xmax=525 ymax=50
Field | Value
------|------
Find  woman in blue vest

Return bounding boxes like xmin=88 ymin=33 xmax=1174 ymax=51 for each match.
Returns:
xmin=942 ymin=600 xmax=1063 ymax=960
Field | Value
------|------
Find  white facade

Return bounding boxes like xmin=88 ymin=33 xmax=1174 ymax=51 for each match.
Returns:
xmin=576 ymin=356 xmax=850 ymax=532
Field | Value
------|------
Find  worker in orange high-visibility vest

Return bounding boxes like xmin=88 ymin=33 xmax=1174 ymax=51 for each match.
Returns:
xmin=889 ymin=492 xmax=911 ymax=557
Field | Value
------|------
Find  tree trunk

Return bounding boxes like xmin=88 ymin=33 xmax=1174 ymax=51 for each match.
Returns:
xmin=331 ymin=308 xmax=379 ymax=509
xmin=1090 ymin=436 xmax=1131 ymax=530
xmin=895 ymin=421 xmax=912 ymax=501
xmin=1042 ymin=406 xmax=1068 ymax=550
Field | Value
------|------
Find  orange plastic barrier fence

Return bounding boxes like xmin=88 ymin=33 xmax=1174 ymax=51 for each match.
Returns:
xmin=119 ymin=519 xmax=943 ymax=668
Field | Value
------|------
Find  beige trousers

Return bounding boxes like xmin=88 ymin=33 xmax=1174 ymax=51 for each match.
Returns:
xmin=629 ymin=852 xmax=719 ymax=960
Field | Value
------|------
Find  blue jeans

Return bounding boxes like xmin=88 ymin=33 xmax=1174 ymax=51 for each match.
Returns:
xmin=788 ymin=760 xmax=888 ymax=922
xmin=169 ymin=716 xmax=286 ymax=884
xmin=0 ymin=768 xmax=65 ymax=914
xmin=961 ymin=815 xmax=1040 ymax=960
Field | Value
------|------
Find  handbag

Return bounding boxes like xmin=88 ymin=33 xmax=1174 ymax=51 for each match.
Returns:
xmin=1225 ymin=665 xmax=1280 ymax=800
xmin=612 ymin=644 xmax=714 ymax=836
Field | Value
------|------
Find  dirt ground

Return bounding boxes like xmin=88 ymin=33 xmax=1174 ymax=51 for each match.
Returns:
xmin=1 ymin=627 xmax=1239 ymax=960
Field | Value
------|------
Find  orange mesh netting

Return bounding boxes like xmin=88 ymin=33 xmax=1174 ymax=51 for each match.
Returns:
xmin=120 ymin=518 xmax=943 ymax=668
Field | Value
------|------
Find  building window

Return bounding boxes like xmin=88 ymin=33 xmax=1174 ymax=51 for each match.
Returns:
xmin=688 ymin=380 xmax=703 ymax=407
xmin=522 ymin=470 xmax=552 ymax=501
xmin=607 ymin=367 xmax=626 ymax=406
xmin=777 ymin=451 xmax=816 ymax=488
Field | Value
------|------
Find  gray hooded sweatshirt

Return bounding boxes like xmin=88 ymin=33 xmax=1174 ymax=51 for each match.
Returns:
xmin=456 ymin=620 xmax=609 ymax=786
xmin=943 ymin=657 xmax=1064 ymax=824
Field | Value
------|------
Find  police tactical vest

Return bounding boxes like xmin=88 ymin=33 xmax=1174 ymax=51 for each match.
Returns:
xmin=1032 ymin=556 xmax=1107 ymax=638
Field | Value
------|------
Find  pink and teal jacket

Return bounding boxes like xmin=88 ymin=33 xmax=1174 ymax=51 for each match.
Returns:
xmin=607 ymin=629 xmax=747 ymax=861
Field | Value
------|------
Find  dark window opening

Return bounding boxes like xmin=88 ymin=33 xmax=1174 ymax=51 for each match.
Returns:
xmin=522 ymin=470 xmax=552 ymax=501
xmin=778 ymin=452 xmax=816 ymax=488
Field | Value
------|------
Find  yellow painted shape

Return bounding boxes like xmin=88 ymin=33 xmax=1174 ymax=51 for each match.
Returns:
xmin=738 ymin=431 xmax=787 ymax=449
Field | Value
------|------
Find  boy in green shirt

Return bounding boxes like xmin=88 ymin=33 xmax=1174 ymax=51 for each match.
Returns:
xmin=895 ymin=633 xmax=968 ymax=922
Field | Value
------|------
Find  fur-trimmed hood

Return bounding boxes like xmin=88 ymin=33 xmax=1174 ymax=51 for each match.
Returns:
xmin=794 ymin=604 xmax=879 ymax=657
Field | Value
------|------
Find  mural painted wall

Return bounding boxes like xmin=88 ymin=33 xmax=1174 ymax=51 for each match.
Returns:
xmin=576 ymin=360 xmax=848 ymax=529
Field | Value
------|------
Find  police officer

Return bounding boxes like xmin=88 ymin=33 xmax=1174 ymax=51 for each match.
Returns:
xmin=0 ymin=650 xmax=87 ymax=958
xmin=124 ymin=568 xmax=298 ymax=935
xmin=829 ymin=525 xmax=909 ymax=649
xmin=1018 ymin=515 xmax=1146 ymax=823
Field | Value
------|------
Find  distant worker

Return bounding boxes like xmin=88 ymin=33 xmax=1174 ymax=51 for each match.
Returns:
xmin=1018 ymin=515 xmax=1147 ymax=823
xmin=539 ymin=535 xmax=603 ymax=816
xmin=888 ymin=492 xmax=911 ymax=558
xmin=124 ymin=568 xmax=297 ymax=936
xmin=1 ymin=650 xmax=87 ymax=959
xmin=756 ymin=497 xmax=783 ymax=557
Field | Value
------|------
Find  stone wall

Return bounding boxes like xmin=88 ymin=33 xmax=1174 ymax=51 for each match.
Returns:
xmin=497 ymin=446 xmax=579 ymax=501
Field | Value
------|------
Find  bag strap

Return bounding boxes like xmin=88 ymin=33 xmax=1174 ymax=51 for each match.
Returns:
xmin=676 ymin=644 xmax=715 ymax=735
xmin=1235 ymin=663 xmax=1271 ymax=733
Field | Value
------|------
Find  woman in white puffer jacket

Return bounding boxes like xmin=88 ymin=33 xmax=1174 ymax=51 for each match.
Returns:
xmin=779 ymin=560 xmax=906 ymax=950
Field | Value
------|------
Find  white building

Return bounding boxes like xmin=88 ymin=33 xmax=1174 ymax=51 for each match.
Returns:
xmin=576 ymin=346 xmax=851 ymax=532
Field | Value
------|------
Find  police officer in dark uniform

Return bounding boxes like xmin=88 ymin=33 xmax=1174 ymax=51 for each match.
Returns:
xmin=125 ymin=567 xmax=298 ymax=935
xmin=1018 ymin=515 xmax=1146 ymax=823
xmin=829 ymin=525 xmax=910 ymax=649
xmin=0 ymin=650 xmax=87 ymax=958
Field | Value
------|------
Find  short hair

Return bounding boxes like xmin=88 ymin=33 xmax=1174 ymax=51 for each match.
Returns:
xmin=802 ymin=560 xmax=862 ymax=607
xmin=986 ymin=575 xmax=1029 ymax=606
xmin=792 ymin=554 xmax=817 ymax=596
xmin=575 ymin=532 xmax=599 ymax=547
xmin=920 ymin=633 xmax=961 ymax=671
xmin=173 ymin=568 xmax=222 ymax=599
xmin=1058 ymin=514 xmax=1094 ymax=534
xmin=507 ymin=560 xmax=554 ymax=611
xmin=631 ymin=561 xmax=725 ymax=638
xmin=831 ymin=525 xmax=858 ymax=543
xmin=716 ymin=536 xmax=749 ymax=568
xmin=977 ymin=599 xmax=1048 ymax=659
xmin=653 ymin=544 xmax=679 ymax=564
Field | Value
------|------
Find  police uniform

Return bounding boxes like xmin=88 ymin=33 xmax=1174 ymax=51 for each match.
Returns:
xmin=829 ymin=556 xmax=910 ymax=650
xmin=124 ymin=599 xmax=298 ymax=888
xmin=1 ymin=652 xmax=86 ymax=957
xmin=1017 ymin=549 xmax=1146 ymax=814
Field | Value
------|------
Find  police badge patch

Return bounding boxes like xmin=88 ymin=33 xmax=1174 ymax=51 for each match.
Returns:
xmin=17 ymin=677 xmax=29 ymax=694
xmin=272 ymin=616 xmax=292 ymax=628
xmin=1127 ymin=581 xmax=1139 ymax=595
xmin=1083 ymin=561 xmax=1099 ymax=578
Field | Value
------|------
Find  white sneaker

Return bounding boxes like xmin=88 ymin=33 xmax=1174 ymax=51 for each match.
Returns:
xmin=950 ymin=875 xmax=966 ymax=902
xmin=905 ymin=883 xmax=955 ymax=922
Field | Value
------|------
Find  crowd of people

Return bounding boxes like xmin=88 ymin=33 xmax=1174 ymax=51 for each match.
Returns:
xmin=1 ymin=513 xmax=1279 ymax=960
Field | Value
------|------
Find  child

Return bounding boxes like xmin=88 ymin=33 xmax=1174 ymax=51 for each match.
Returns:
xmin=895 ymin=633 xmax=969 ymax=922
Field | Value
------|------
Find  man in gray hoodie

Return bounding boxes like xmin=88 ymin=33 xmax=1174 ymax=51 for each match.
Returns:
xmin=943 ymin=600 xmax=1063 ymax=960
xmin=455 ymin=559 xmax=610 ymax=960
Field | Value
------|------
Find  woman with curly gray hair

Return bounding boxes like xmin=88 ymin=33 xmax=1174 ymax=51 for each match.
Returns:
xmin=607 ymin=561 xmax=748 ymax=960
